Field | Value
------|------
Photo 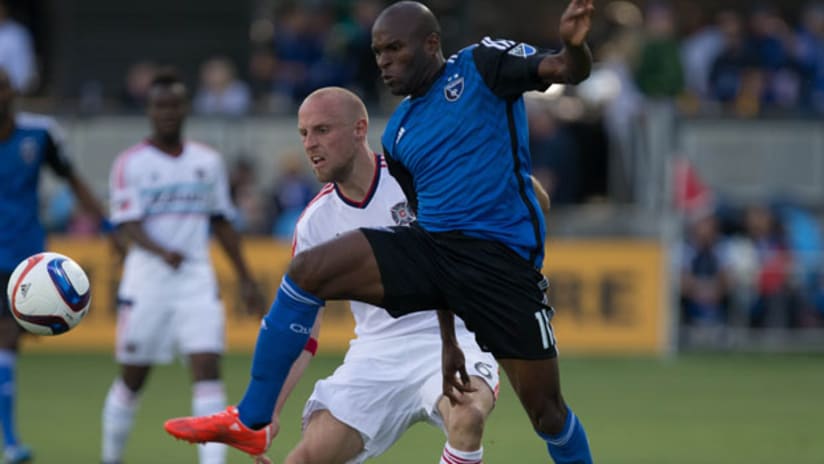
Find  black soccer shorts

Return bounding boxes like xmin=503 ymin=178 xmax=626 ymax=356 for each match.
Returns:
xmin=361 ymin=223 xmax=557 ymax=360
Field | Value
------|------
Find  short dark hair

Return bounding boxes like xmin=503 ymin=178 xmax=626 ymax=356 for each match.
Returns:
xmin=149 ymin=67 xmax=185 ymax=90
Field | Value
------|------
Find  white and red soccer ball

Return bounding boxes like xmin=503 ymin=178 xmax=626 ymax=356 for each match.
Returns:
xmin=6 ymin=252 xmax=91 ymax=335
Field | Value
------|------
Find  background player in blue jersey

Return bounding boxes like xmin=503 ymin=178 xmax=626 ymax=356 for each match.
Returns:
xmin=166 ymin=1 xmax=595 ymax=463
xmin=0 ymin=67 xmax=117 ymax=463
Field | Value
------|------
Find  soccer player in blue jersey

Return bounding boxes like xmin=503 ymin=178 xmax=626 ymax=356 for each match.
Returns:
xmin=0 ymin=67 xmax=118 ymax=463
xmin=166 ymin=1 xmax=595 ymax=462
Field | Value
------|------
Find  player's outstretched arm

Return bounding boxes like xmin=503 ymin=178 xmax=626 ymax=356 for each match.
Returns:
xmin=211 ymin=216 xmax=265 ymax=315
xmin=537 ymin=0 xmax=594 ymax=84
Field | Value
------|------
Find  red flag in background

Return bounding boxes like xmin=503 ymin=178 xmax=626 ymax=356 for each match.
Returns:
xmin=673 ymin=158 xmax=715 ymax=218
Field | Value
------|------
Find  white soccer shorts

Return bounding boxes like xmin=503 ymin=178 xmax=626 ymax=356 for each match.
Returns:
xmin=302 ymin=333 xmax=499 ymax=463
xmin=115 ymin=273 xmax=225 ymax=365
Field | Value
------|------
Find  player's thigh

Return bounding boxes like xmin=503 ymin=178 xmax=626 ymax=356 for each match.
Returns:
xmin=360 ymin=224 xmax=448 ymax=315
xmin=287 ymin=410 xmax=364 ymax=464
xmin=436 ymin=236 xmax=556 ymax=360
xmin=289 ymin=229 xmax=384 ymax=304
xmin=115 ymin=294 xmax=176 ymax=365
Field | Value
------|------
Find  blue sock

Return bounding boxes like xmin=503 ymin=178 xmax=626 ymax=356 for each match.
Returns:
xmin=237 ymin=275 xmax=323 ymax=429
xmin=538 ymin=406 xmax=593 ymax=464
xmin=0 ymin=350 xmax=18 ymax=447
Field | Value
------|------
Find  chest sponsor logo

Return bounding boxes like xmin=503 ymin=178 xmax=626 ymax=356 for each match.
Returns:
xmin=444 ymin=74 xmax=464 ymax=102
xmin=391 ymin=201 xmax=415 ymax=225
xmin=142 ymin=183 xmax=211 ymax=214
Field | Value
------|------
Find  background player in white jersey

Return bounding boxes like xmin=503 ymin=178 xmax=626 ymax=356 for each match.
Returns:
xmin=101 ymin=70 xmax=264 ymax=464
xmin=268 ymin=86 xmax=499 ymax=464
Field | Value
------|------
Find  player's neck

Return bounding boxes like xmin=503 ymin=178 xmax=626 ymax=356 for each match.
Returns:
xmin=148 ymin=135 xmax=184 ymax=156
xmin=336 ymin=149 xmax=377 ymax=202
xmin=411 ymin=59 xmax=446 ymax=98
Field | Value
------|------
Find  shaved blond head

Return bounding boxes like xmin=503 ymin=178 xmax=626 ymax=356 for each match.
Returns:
xmin=300 ymin=87 xmax=368 ymax=125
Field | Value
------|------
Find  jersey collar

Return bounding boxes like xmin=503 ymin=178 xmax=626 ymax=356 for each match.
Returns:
xmin=334 ymin=153 xmax=381 ymax=209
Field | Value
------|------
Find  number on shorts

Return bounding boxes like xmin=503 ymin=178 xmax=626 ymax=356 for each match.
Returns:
xmin=534 ymin=308 xmax=556 ymax=350
xmin=474 ymin=361 xmax=494 ymax=380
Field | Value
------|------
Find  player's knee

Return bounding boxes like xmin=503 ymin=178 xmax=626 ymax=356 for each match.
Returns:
xmin=189 ymin=357 xmax=220 ymax=382
xmin=527 ymin=396 xmax=567 ymax=436
xmin=446 ymin=402 xmax=487 ymax=441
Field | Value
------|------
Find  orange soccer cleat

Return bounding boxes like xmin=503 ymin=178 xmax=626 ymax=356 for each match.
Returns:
xmin=164 ymin=406 xmax=272 ymax=456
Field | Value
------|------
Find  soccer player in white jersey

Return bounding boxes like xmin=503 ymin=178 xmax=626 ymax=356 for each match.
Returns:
xmin=266 ymin=87 xmax=500 ymax=464
xmin=101 ymin=70 xmax=264 ymax=464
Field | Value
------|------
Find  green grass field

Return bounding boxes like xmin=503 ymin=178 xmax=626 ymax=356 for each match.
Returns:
xmin=14 ymin=352 xmax=824 ymax=463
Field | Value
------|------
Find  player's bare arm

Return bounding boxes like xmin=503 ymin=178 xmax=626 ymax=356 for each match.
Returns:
xmin=116 ymin=221 xmax=183 ymax=269
xmin=65 ymin=172 xmax=128 ymax=257
xmin=531 ymin=175 xmax=551 ymax=213
xmin=270 ymin=309 xmax=323 ymax=436
xmin=211 ymin=216 xmax=265 ymax=315
xmin=438 ymin=310 xmax=476 ymax=405
xmin=537 ymin=0 xmax=594 ymax=84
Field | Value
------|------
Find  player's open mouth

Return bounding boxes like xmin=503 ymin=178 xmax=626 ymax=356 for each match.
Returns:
xmin=311 ymin=156 xmax=325 ymax=166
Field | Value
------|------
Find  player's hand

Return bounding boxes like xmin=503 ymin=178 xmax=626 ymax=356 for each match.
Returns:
xmin=442 ymin=341 xmax=475 ymax=406
xmin=240 ymin=278 xmax=266 ymax=316
xmin=252 ymin=454 xmax=272 ymax=464
xmin=559 ymin=0 xmax=594 ymax=47
xmin=162 ymin=250 xmax=184 ymax=269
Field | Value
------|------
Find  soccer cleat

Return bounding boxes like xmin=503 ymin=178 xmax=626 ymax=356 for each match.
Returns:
xmin=164 ymin=406 xmax=271 ymax=456
xmin=3 ymin=445 xmax=32 ymax=464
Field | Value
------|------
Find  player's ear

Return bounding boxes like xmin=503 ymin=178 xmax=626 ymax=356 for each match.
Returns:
xmin=424 ymin=32 xmax=441 ymax=56
xmin=354 ymin=118 xmax=368 ymax=139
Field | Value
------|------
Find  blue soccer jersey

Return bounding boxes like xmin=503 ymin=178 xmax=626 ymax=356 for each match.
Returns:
xmin=0 ymin=114 xmax=73 ymax=272
xmin=382 ymin=37 xmax=554 ymax=268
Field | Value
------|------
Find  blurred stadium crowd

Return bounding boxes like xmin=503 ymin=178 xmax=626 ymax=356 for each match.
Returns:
xmin=3 ymin=0 xmax=824 ymax=340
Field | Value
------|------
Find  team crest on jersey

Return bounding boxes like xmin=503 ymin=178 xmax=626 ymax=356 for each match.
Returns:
xmin=19 ymin=137 xmax=38 ymax=164
xmin=444 ymin=74 xmax=464 ymax=102
xmin=508 ymin=43 xmax=537 ymax=58
xmin=391 ymin=201 xmax=415 ymax=225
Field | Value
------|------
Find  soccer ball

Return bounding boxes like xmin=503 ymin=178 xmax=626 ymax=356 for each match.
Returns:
xmin=6 ymin=252 xmax=91 ymax=335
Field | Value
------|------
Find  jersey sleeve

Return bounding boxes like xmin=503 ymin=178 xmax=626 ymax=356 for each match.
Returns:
xmin=42 ymin=124 xmax=74 ymax=178
xmin=211 ymin=156 xmax=236 ymax=220
xmin=383 ymin=147 xmax=418 ymax=214
xmin=291 ymin=215 xmax=318 ymax=256
xmin=472 ymin=37 xmax=555 ymax=99
xmin=108 ymin=154 xmax=143 ymax=224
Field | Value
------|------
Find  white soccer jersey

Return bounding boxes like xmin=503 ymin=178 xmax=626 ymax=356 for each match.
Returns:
xmin=293 ymin=154 xmax=472 ymax=343
xmin=109 ymin=141 xmax=234 ymax=284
